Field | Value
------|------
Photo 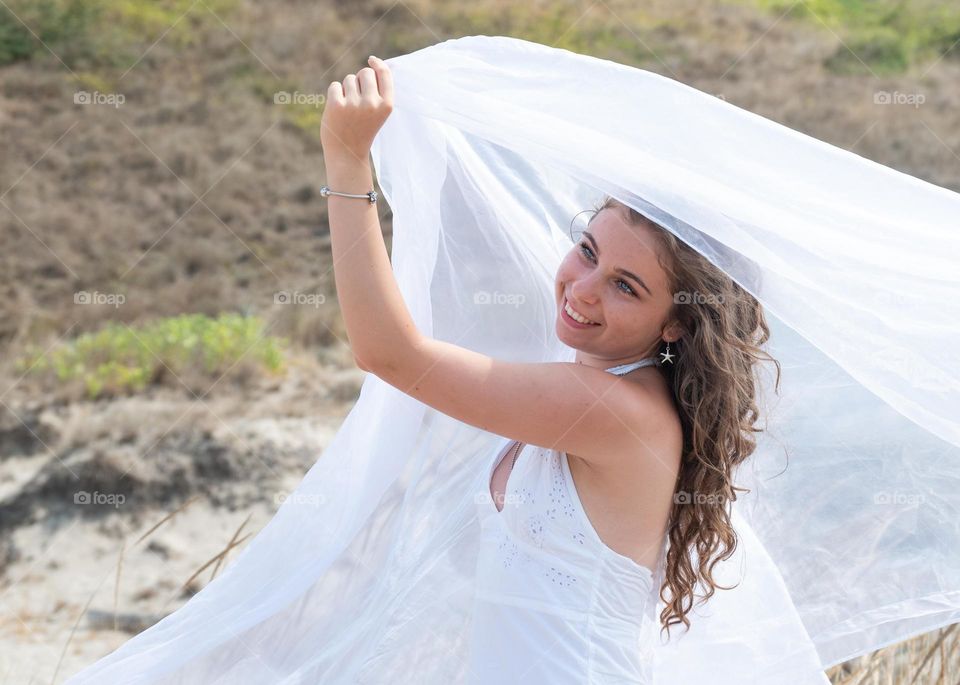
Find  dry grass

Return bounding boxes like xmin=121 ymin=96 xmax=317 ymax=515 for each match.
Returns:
xmin=1 ymin=0 xmax=957 ymax=395
xmin=827 ymin=625 xmax=959 ymax=684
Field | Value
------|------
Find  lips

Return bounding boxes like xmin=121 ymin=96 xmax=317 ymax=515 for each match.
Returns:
xmin=563 ymin=297 xmax=601 ymax=326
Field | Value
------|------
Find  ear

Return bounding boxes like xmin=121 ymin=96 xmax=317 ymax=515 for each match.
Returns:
xmin=662 ymin=321 xmax=686 ymax=343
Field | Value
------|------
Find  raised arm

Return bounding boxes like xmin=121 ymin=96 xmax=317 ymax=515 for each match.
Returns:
xmin=320 ymin=57 xmax=677 ymax=475
xmin=372 ymin=337 xmax=680 ymax=475
xmin=320 ymin=56 xmax=416 ymax=373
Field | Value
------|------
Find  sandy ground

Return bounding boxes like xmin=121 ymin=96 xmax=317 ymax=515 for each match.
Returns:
xmin=0 ymin=357 xmax=364 ymax=684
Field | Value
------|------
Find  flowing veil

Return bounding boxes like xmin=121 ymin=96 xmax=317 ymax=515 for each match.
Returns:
xmin=64 ymin=35 xmax=960 ymax=684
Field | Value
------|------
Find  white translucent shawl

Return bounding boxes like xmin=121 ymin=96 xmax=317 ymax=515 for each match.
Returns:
xmin=65 ymin=35 xmax=960 ymax=684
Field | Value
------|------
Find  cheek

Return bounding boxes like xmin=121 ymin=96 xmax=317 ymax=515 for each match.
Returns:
xmin=557 ymin=253 xmax=585 ymax=280
xmin=607 ymin=307 xmax=634 ymax=331
xmin=615 ymin=302 xmax=658 ymax=335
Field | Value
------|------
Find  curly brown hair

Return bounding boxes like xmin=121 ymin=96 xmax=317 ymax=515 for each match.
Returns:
xmin=577 ymin=195 xmax=782 ymax=640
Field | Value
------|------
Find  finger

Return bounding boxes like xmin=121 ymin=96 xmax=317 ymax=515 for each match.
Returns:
xmin=367 ymin=55 xmax=394 ymax=105
xmin=326 ymin=80 xmax=344 ymax=105
xmin=342 ymin=73 xmax=359 ymax=100
xmin=356 ymin=67 xmax=378 ymax=99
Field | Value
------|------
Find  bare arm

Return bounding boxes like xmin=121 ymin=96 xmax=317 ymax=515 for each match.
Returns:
xmin=320 ymin=57 xmax=677 ymax=476
xmin=372 ymin=336 xmax=680 ymax=476
xmin=323 ymin=154 xmax=419 ymax=371
xmin=320 ymin=57 xmax=416 ymax=371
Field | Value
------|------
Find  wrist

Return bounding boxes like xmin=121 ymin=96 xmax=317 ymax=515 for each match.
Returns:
xmin=323 ymin=147 xmax=370 ymax=171
xmin=324 ymin=153 xmax=373 ymax=190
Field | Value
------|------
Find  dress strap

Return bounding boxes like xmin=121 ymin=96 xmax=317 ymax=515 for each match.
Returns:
xmin=604 ymin=357 xmax=659 ymax=376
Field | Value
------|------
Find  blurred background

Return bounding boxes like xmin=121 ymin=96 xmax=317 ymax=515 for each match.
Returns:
xmin=0 ymin=0 xmax=957 ymax=682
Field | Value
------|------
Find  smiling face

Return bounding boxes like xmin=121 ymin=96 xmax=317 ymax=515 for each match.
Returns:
xmin=555 ymin=205 xmax=682 ymax=368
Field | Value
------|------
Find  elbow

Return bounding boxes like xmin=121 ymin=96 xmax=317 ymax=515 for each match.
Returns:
xmin=352 ymin=338 xmax=417 ymax=381
xmin=353 ymin=351 xmax=372 ymax=372
xmin=353 ymin=349 xmax=391 ymax=375
xmin=352 ymin=330 xmax=421 ymax=378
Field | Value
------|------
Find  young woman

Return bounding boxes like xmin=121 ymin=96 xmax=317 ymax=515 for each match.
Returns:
xmin=321 ymin=56 xmax=778 ymax=683
xmin=64 ymin=37 xmax=957 ymax=685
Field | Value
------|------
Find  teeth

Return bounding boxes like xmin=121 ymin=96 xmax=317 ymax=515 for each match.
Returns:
xmin=564 ymin=299 xmax=598 ymax=325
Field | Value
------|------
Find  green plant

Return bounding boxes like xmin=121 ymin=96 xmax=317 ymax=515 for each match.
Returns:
xmin=0 ymin=0 xmax=240 ymax=69
xmin=16 ymin=313 xmax=288 ymax=399
xmin=0 ymin=0 xmax=102 ymax=67
xmin=751 ymin=0 xmax=960 ymax=74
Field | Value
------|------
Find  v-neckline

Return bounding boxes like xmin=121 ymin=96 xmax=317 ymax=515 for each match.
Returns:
xmin=488 ymin=439 xmax=526 ymax=515
xmin=484 ymin=438 xmax=660 ymax=579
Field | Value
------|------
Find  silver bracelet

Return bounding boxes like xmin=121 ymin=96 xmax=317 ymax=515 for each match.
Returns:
xmin=319 ymin=185 xmax=377 ymax=204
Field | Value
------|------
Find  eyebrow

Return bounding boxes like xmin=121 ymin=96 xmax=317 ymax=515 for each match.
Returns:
xmin=582 ymin=231 xmax=654 ymax=297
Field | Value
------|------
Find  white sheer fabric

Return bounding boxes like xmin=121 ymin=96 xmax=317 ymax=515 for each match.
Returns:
xmin=64 ymin=35 xmax=960 ymax=684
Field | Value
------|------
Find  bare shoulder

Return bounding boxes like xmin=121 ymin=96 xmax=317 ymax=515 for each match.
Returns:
xmin=564 ymin=371 xmax=683 ymax=565
xmin=582 ymin=369 xmax=683 ymax=477
xmin=628 ymin=370 xmax=682 ymax=442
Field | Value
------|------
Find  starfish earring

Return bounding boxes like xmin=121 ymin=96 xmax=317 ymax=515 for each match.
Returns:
xmin=659 ymin=340 xmax=675 ymax=365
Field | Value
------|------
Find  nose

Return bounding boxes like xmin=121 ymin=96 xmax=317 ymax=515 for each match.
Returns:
xmin=569 ymin=275 xmax=600 ymax=305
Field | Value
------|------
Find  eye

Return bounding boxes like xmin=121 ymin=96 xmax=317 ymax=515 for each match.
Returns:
xmin=578 ymin=242 xmax=637 ymax=297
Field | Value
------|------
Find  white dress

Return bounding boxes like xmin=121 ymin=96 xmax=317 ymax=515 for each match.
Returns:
xmin=466 ymin=358 xmax=667 ymax=685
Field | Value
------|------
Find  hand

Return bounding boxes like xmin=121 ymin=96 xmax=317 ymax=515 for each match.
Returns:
xmin=321 ymin=55 xmax=394 ymax=165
